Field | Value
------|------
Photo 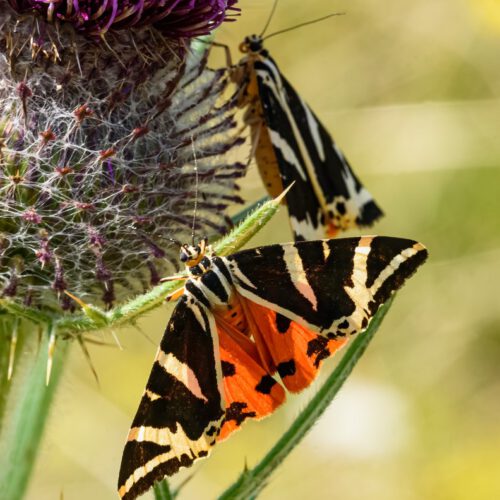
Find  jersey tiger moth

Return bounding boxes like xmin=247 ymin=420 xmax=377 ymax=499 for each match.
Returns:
xmin=222 ymin=31 xmax=384 ymax=241
xmin=118 ymin=235 xmax=427 ymax=500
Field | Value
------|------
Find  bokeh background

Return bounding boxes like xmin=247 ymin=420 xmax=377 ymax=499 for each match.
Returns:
xmin=27 ymin=0 xmax=500 ymax=498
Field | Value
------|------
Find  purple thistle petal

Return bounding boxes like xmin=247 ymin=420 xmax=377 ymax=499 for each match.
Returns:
xmin=8 ymin=0 xmax=239 ymax=37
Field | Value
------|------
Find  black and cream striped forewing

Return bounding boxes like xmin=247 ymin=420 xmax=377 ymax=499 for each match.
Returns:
xmin=254 ymin=56 xmax=383 ymax=240
xmin=225 ymin=236 xmax=427 ymax=338
xmin=118 ymin=236 xmax=427 ymax=499
xmin=118 ymin=297 xmax=225 ymax=500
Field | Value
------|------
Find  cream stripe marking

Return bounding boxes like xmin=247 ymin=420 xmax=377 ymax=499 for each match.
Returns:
xmin=120 ymin=421 xmax=219 ymax=498
xmin=196 ymin=268 xmax=232 ymax=307
xmin=268 ymin=129 xmax=308 ymax=181
xmin=225 ymin=259 xmax=257 ymax=289
xmin=300 ymin=95 xmax=325 ymax=161
xmin=343 ymin=237 xmax=373 ymax=329
xmin=256 ymin=65 xmax=329 ymax=211
xmin=369 ymin=243 xmax=424 ymax=295
xmin=282 ymin=244 xmax=318 ymax=311
xmin=327 ymin=239 xmax=425 ymax=335
xmin=145 ymin=389 xmax=160 ymax=402
xmin=256 ymin=66 xmax=309 ymax=183
xmin=322 ymin=241 xmax=331 ymax=261
xmin=289 ymin=210 xmax=323 ymax=240
xmin=156 ymin=350 xmax=207 ymax=402
xmin=184 ymin=290 xmax=209 ymax=330
xmin=212 ymin=264 xmax=232 ymax=298
xmin=339 ymin=168 xmax=373 ymax=208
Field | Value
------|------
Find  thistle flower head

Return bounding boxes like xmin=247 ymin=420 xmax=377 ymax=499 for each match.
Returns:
xmin=0 ymin=6 xmax=245 ymax=312
xmin=7 ymin=0 xmax=239 ymax=37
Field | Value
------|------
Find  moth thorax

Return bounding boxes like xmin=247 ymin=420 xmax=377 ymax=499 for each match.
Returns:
xmin=189 ymin=256 xmax=212 ymax=276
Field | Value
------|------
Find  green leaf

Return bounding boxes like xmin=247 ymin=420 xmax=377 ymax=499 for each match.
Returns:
xmin=154 ymin=479 xmax=174 ymax=500
xmin=0 ymin=323 xmax=69 ymax=500
xmin=217 ymin=298 xmax=394 ymax=500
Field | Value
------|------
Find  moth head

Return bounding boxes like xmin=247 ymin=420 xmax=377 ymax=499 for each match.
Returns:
xmin=179 ymin=237 xmax=208 ymax=267
xmin=240 ymin=35 xmax=264 ymax=54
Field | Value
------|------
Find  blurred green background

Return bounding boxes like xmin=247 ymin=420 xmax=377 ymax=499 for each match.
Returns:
xmin=27 ymin=0 xmax=500 ymax=498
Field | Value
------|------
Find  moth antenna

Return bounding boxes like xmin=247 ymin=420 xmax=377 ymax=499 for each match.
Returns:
xmin=259 ymin=0 xmax=279 ymax=37
xmin=263 ymin=12 xmax=346 ymax=41
xmin=190 ymin=135 xmax=199 ymax=246
xmin=166 ymin=238 xmax=183 ymax=247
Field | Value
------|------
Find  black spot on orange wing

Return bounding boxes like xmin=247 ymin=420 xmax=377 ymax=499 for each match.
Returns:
xmin=225 ymin=402 xmax=257 ymax=426
xmin=216 ymin=315 xmax=286 ymax=441
xmin=241 ymin=297 xmax=348 ymax=393
xmin=277 ymin=359 xmax=296 ymax=378
xmin=276 ymin=313 xmax=291 ymax=333
xmin=221 ymin=360 xmax=236 ymax=377
xmin=256 ymin=374 xmax=278 ymax=395
xmin=307 ymin=336 xmax=331 ymax=368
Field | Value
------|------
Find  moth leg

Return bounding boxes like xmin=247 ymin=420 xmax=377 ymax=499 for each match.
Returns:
xmin=210 ymin=41 xmax=234 ymax=68
xmin=165 ymin=287 xmax=185 ymax=302
xmin=160 ymin=275 xmax=188 ymax=283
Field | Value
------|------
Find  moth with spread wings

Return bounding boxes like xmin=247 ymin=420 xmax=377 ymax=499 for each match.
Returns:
xmin=228 ymin=34 xmax=383 ymax=241
xmin=118 ymin=235 xmax=427 ymax=499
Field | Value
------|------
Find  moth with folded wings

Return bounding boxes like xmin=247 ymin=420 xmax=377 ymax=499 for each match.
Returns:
xmin=224 ymin=31 xmax=383 ymax=241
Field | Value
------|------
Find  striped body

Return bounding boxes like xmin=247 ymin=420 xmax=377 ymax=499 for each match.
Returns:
xmin=234 ymin=36 xmax=383 ymax=240
xmin=118 ymin=236 xmax=427 ymax=499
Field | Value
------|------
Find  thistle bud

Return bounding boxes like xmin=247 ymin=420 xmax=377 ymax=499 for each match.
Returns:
xmin=0 ymin=4 xmax=245 ymax=312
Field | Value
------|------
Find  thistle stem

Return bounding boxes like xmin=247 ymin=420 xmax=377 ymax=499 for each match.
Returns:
xmin=217 ymin=298 xmax=394 ymax=500
xmin=0 ymin=323 xmax=69 ymax=500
